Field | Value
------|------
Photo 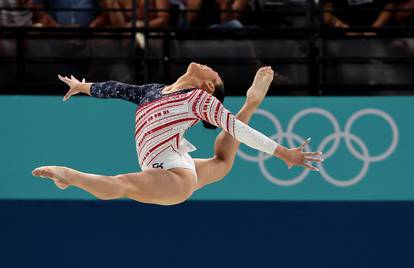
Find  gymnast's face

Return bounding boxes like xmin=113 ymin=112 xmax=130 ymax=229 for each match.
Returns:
xmin=187 ymin=62 xmax=222 ymax=94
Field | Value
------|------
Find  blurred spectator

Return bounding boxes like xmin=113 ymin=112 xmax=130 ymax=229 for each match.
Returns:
xmin=91 ymin=0 xmax=170 ymax=28
xmin=89 ymin=0 xmax=170 ymax=49
xmin=23 ymin=1 xmax=99 ymax=84
xmin=0 ymin=0 xmax=32 ymax=84
xmin=169 ymin=1 xmax=296 ymax=89
xmin=253 ymin=0 xmax=309 ymax=28
xmin=88 ymin=0 xmax=170 ymax=82
xmin=218 ymin=0 xmax=249 ymax=25
xmin=32 ymin=0 xmax=99 ymax=27
xmin=321 ymin=1 xmax=401 ymax=87
xmin=322 ymin=0 xmax=395 ymax=35
xmin=177 ymin=0 xmax=249 ymax=28
xmin=0 ymin=0 xmax=32 ymax=26
xmin=395 ymin=0 xmax=414 ymax=25
xmin=0 ymin=0 xmax=31 ymax=58
xmin=87 ymin=0 xmax=171 ymax=82
xmin=391 ymin=0 xmax=414 ymax=54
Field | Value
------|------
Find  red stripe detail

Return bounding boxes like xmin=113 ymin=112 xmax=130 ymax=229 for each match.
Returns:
xmin=135 ymin=99 xmax=190 ymax=136
xmin=198 ymin=94 xmax=207 ymax=119
xmin=138 ymin=117 xmax=194 ymax=144
xmin=205 ymin=97 xmax=213 ymax=123
xmin=217 ymin=106 xmax=223 ymax=127
xmin=214 ymin=101 xmax=220 ymax=126
xmin=190 ymin=118 xmax=199 ymax=127
xmin=137 ymin=127 xmax=171 ymax=152
xmin=145 ymin=145 xmax=175 ymax=167
xmin=226 ymin=113 xmax=230 ymax=132
xmin=151 ymin=117 xmax=194 ymax=134
xmin=138 ymin=97 xmax=187 ymax=118
xmin=150 ymin=134 xmax=179 ymax=154
xmin=232 ymin=115 xmax=236 ymax=137
xmin=136 ymin=111 xmax=188 ymax=144
xmin=191 ymin=91 xmax=204 ymax=116
xmin=136 ymin=94 xmax=192 ymax=121
xmin=203 ymin=112 xmax=209 ymax=123
xmin=141 ymin=133 xmax=179 ymax=164
xmin=135 ymin=90 xmax=194 ymax=115
xmin=187 ymin=89 xmax=200 ymax=104
xmin=136 ymin=102 xmax=182 ymax=126
xmin=135 ymin=103 xmax=184 ymax=133
xmin=135 ymin=121 xmax=148 ymax=137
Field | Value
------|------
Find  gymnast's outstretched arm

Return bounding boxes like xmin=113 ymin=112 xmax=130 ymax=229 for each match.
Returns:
xmin=58 ymin=75 xmax=151 ymax=104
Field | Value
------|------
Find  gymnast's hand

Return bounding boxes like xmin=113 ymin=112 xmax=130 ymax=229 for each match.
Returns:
xmin=274 ymin=138 xmax=324 ymax=171
xmin=58 ymin=75 xmax=86 ymax=101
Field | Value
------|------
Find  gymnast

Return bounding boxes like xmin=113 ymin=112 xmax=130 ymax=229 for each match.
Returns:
xmin=32 ymin=63 xmax=323 ymax=205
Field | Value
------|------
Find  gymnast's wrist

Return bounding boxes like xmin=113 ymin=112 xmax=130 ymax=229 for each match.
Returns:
xmin=242 ymin=101 xmax=259 ymax=111
xmin=80 ymin=82 xmax=93 ymax=95
xmin=273 ymin=145 xmax=288 ymax=159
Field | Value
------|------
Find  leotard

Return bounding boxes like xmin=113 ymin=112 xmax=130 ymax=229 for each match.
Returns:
xmin=91 ymin=81 xmax=279 ymax=172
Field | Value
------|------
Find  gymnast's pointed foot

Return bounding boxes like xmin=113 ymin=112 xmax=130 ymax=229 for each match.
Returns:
xmin=246 ymin=66 xmax=274 ymax=108
xmin=32 ymin=166 xmax=70 ymax=190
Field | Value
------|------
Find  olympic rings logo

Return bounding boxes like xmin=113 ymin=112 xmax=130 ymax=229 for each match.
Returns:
xmin=237 ymin=108 xmax=399 ymax=187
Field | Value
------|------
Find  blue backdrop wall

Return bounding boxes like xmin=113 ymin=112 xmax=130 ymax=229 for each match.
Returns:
xmin=1 ymin=95 xmax=413 ymax=267
xmin=0 ymin=96 xmax=412 ymax=200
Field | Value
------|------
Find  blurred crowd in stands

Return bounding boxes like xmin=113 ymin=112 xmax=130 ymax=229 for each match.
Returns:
xmin=0 ymin=0 xmax=413 ymax=29
xmin=0 ymin=0 xmax=413 ymax=92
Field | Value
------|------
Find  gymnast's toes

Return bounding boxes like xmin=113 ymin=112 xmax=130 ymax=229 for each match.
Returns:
xmin=32 ymin=166 xmax=53 ymax=179
xmin=32 ymin=167 xmax=45 ymax=178
xmin=32 ymin=166 xmax=70 ymax=190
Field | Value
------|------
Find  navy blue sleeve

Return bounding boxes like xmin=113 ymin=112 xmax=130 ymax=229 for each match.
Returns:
xmin=90 ymin=81 xmax=156 ymax=105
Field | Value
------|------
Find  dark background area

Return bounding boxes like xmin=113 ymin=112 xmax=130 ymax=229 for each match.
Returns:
xmin=1 ymin=0 xmax=414 ymax=96
xmin=0 ymin=201 xmax=413 ymax=268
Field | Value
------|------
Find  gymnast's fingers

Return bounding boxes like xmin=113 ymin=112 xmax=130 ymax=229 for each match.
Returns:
xmin=304 ymin=163 xmax=319 ymax=171
xmin=63 ymin=88 xmax=76 ymax=102
xmin=63 ymin=90 xmax=72 ymax=102
xmin=58 ymin=75 xmax=70 ymax=85
xmin=304 ymin=157 xmax=324 ymax=163
xmin=300 ymin=137 xmax=311 ymax=149
xmin=303 ymin=152 xmax=322 ymax=156
xmin=71 ymin=75 xmax=80 ymax=83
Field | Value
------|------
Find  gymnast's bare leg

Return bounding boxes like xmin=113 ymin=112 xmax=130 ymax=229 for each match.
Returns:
xmin=32 ymin=166 xmax=196 ymax=205
xmin=194 ymin=66 xmax=274 ymax=189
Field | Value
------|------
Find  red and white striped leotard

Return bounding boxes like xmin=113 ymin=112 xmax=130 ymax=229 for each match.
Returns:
xmin=90 ymin=81 xmax=278 ymax=172
xmin=135 ymin=89 xmax=235 ymax=170
xmin=135 ymin=88 xmax=279 ymax=171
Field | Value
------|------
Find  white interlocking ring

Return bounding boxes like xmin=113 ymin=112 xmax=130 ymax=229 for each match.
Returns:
xmin=237 ymin=107 xmax=399 ymax=187
xmin=344 ymin=108 xmax=399 ymax=162
xmin=317 ymin=133 xmax=370 ymax=187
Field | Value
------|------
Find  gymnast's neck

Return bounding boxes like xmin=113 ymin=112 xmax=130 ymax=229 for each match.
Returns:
xmin=163 ymin=73 xmax=203 ymax=94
